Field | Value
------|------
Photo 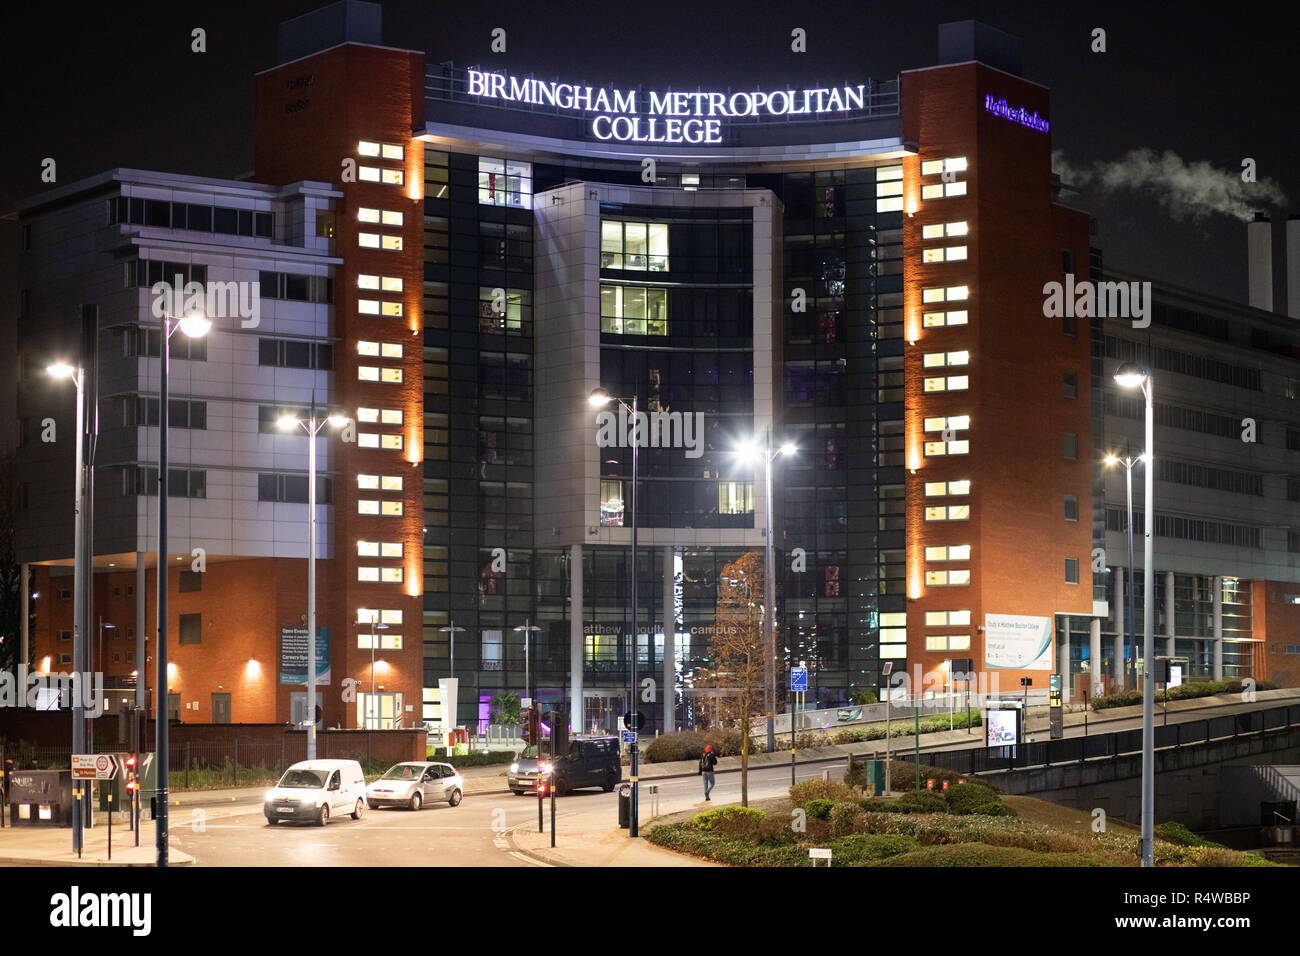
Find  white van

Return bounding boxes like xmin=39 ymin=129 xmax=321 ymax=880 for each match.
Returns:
xmin=264 ymin=759 xmax=368 ymax=826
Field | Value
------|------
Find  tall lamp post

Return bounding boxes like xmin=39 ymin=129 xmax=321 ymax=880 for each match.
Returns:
xmin=153 ymin=311 xmax=211 ymax=867
xmin=1114 ymin=362 xmax=1155 ymax=867
xmin=1104 ymin=452 xmax=1144 ymax=691
xmin=439 ymin=623 xmax=465 ymax=740
xmin=588 ymin=386 xmax=641 ymax=837
xmin=735 ymin=429 xmax=796 ymax=754
xmin=278 ymin=409 xmax=348 ymax=760
xmin=46 ymin=360 xmax=91 ymax=855
xmin=514 ymin=620 xmax=543 ymax=716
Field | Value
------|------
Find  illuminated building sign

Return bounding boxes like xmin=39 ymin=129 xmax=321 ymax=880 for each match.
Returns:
xmin=466 ymin=70 xmax=870 ymax=144
xmin=983 ymin=95 xmax=1050 ymax=132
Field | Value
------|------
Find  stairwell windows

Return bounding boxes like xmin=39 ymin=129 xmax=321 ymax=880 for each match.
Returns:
xmin=921 ymin=158 xmax=967 ymax=176
xmin=925 ymin=569 xmax=970 ymax=586
xmin=922 ymin=221 xmax=968 ymax=239
xmin=358 ymin=475 xmax=403 ymax=491
xmin=922 ymin=286 xmax=969 ymax=304
xmin=924 ymin=480 xmax=970 ymax=497
xmin=358 ymin=207 xmax=404 ymax=227
xmin=925 ymin=610 xmax=971 ymax=627
xmin=922 ymin=246 xmax=968 ymax=263
xmin=357 ymin=274 xmax=403 ymax=292
xmin=358 ymin=408 xmax=403 ymax=425
xmin=924 ymin=375 xmax=969 ymax=392
xmin=925 ymin=504 xmax=970 ymax=521
xmin=923 ymin=351 xmax=969 ymax=368
xmin=922 ymin=310 xmax=968 ymax=328
xmin=925 ymin=439 xmax=969 ymax=456
xmin=925 ymin=545 xmax=971 ymax=561
xmin=358 ymin=167 xmax=403 ymax=185
xmin=358 ymin=142 xmax=404 ymax=161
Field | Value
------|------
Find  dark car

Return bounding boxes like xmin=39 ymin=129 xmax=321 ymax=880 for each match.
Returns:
xmin=508 ymin=736 xmax=622 ymax=796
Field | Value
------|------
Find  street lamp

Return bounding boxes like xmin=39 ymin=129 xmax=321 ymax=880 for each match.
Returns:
xmin=279 ymin=408 xmax=349 ymax=760
xmin=47 ymin=361 xmax=90 ymax=856
xmin=588 ymin=385 xmax=642 ymax=837
xmin=1104 ymin=452 xmax=1145 ymax=691
xmin=513 ymin=620 xmax=543 ymax=712
xmin=154 ymin=310 xmax=211 ymax=867
xmin=90 ymin=619 xmax=114 ymax=750
xmin=439 ymin=622 xmax=466 ymax=737
xmin=734 ymin=430 xmax=796 ymax=754
xmin=1113 ymin=361 xmax=1155 ymax=867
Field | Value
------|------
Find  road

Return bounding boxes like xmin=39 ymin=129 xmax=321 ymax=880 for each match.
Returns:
xmin=169 ymin=759 xmax=838 ymax=866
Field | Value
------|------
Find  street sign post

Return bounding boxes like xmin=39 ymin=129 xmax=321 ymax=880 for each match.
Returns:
xmin=72 ymin=754 xmax=119 ymax=780
xmin=790 ymin=666 xmax=808 ymax=692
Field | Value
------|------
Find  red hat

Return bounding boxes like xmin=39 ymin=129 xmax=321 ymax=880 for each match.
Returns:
xmin=705 ymin=745 xmax=713 ymax=752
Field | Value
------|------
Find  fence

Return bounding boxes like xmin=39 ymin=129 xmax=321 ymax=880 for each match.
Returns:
xmin=916 ymin=704 xmax=1300 ymax=777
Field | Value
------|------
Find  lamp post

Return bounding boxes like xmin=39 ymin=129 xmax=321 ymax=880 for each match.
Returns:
xmin=1114 ymin=361 xmax=1155 ymax=868
xmin=439 ymin=623 xmax=465 ymax=739
xmin=46 ymin=361 xmax=89 ymax=856
xmin=735 ymin=430 xmax=796 ymax=754
xmin=1104 ymin=452 xmax=1144 ymax=692
xmin=589 ymin=386 xmax=641 ymax=836
xmin=90 ymin=619 xmax=115 ymax=750
xmin=153 ymin=310 xmax=211 ymax=867
xmin=513 ymin=620 xmax=543 ymax=714
xmin=278 ymin=408 xmax=348 ymax=760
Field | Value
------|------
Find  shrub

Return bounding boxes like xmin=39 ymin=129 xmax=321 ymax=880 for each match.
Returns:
xmin=828 ymin=833 xmax=919 ymax=862
xmin=878 ymin=843 xmax=1114 ymax=867
xmin=829 ymin=801 xmax=866 ymax=837
xmin=693 ymin=805 xmax=766 ymax=832
xmin=803 ymin=798 xmax=835 ymax=820
xmin=879 ymin=761 xmax=980 ymax=793
xmin=894 ymin=789 xmax=949 ymax=813
xmin=943 ymin=782 xmax=1002 ymax=815
xmin=970 ymin=801 xmax=1017 ymax=817
xmin=790 ymin=778 xmax=860 ymax=808
xmin=1154 ymin=821 xmax=1224 ymax=848
xmin=642 ymin=728 xmax=748 ymax=763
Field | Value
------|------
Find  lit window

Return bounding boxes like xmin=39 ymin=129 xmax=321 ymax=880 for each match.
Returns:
xmin=381 ymin=169 xmax=404 ymax=186
xmin=876 ymin=197 xmax=904 ymax=213
xmin=946 ymin=286 xmax=969 ymax=300
xmin=381 ymin=434 xmax=403 ymax=450
xmin=478 ymin=157 xmax=534 ymax=208
xmin=381 ymin=475 xmax=402 ymax=491
xmin=925 ymin=569 xmax=970 ymax=586
xmin=381 ymin=235 xmax=403 ymax=251
xmin=945 ymin=246 xmax=968 ymax=261
xmin=877 ymin=165 xmax=903 ymax=181
xmin=925 ymin=545 xmax=972 ymax=561
xmin=358 ymin=343 xmax=380 ymax=357
xmin=925 ymin=610 xmax=971 ymax=627
xmin=381 ymin=144 xmax=403 ymax=161
xmin=381 ymin=302 xmax=403 ymax=317
xmin=358 ymin=142 xmax=381 ymax=157
xmin=358 ymin=500 xmax=379 ymax=514
xmin=358 ymin=474 xmax=380 ymax=489
xmin=925 ymin=636 xmax=949 ymax=651
xmin=381 ymin=609 xmax=403 ymax=625
xmin=381 ymin=276 xmax=402 ymax=292
xmin=381 ymin=567 xmax=403 ymax=583
xmin=358 ymin=366 xmax=379 ymax=382
xmin=381 ymin=501 xmax=403 ymax=516
xmin=380 ymin=368 xmax=402 ymax=384
xmin=946 ymin=221 xmax=968 ymax=236
xmin=881 ymin=612 xmax=906 ymax=627
xmin=922 ymin=224 xmax=944 ymax=240
xmin=948 ymin=635 xmax=971 ymax=650
xmin=921 ymin=157 xmax=967 ymax=175
xmin=876 ymin=181 xmax=904 ymax=197
xmin=924 ymin=440 xmax=969 ymax=456
xmin=600 ymin=284 xmax=669 ymax=335
xmin=924 ymin=480 xmax=971 ymax=497
xmin=357 ymin=541 xmax=379 ymax=557
xmin=924 ymin=375 xmax=969 ymax=392
xmin=921 ymin=184 xmax=943 ymax=200
xmin=359 ymin=167 xmax=381 ymax=183
xmin=380 ymin=409 xmax=402 ymax=424
xmin=358 ymin=632 xmax=403 ymax=650
xmin=718 ymin=482 xmax=753 ymax=515
xmin=359 ymin=233 xmax=380 ymax=248
xmin=925 ymin=505 xmax=970 ymax=521
xmin=880 ymin=644 xmax=907 ymax=658
xmin=922 ymin=288 xmax=945 ymax=304
xmin=923 ymin=415 xmax=970 ymax=432
xmin=922 ymin=249 xmax=944 ymax=263
xmin=358 ymin=208 xmax=381 ymax=223
xmin=945 ymin=181 xmax=967 ymax=197
xmin=600 ymin=220 xmax=669 ymax=271
xmin=923 ymin=351 xmax=969 ymax=367
xmin=381 ymin=542 xmax=403 ymax=558
xmin=359 ymin=433 xmax=379 ymax=448
xmin=358 ymin=274 xmax=380 ymax=289
xmin=359 ymin=300 xmax=380 ymax=315
xmin=358 ymin=567 xmax=380 ymax=582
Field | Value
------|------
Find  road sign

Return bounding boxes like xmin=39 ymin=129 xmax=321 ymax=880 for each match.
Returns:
xmin=620 ymin=730 xmax=636 ymax=744
xmin=623 ymin=711 xmax=645 ymax=731
xmin=72 ymin=754 xmax=119 ymax=780
xmin=790 ymin=666 xmax=808 ymax=692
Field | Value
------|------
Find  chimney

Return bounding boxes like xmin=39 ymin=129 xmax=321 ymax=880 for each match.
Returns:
xmin=1248 ymin=213 xmax=1272 ymax=312
xmin=1288 ymin=214 xmax=1300 ymax=320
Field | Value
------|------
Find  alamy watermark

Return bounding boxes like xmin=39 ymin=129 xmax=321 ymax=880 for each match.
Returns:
xmin=595 ymin=405 xmax=705 ymax=459
xmin=0 ymin=666 xmax=104 ymax=717
xmin=1042 ymin=273 xmax=1150 ymax=328
xmin=151 ymin=274 xmax=259 ymax=328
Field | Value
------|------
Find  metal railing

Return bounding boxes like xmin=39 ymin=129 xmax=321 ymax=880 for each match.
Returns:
xmin=916 ymin=704 xmax=1300 ymax=777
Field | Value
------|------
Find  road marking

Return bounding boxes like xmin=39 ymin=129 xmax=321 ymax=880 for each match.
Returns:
xmin=509 ymin=851 xmax=552 ymax=867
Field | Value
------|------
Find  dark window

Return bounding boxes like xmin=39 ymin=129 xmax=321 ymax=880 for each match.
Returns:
xmin=145 ymin=200 xmax=171 ymax=228
xmin=1062 ymin=313 xmax=1076 ymax=336
xmin=179 ymin=570 xmax=202 ymax=592
xmin=1065 ymin=558 xmax=1079 ymax=584
xmin=257 ymin=473 xmax=332 ymax=504
xmin=254 ymin=212 xmax=273 ymax=238
xmin=284 ymin=274 xmax=309 ymax=301
xmin=1064 ymin=495 xmax=1079 ymax=521
xmin=1063 ymin=371 xmax=1077 ymax=399
xmin=1063 ymin=433 xmax=1077 ymax=460
xmin=178 ymin=613 xmax=201 ymax=644
xmin=21 ymin=224 xmax=32 ymax=250
xmin=1062 ymin=250 xmax=1075 ymax=274
xmin=213 ymin=207 xmax=238 ymax=234
xmin=187 ymin=204 xmax=212 ymax=232
xmin=238 ymin=210 xmax=254 ymax=236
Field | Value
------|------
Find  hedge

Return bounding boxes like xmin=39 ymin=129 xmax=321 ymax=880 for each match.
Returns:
xmin=1090 ymin=679 xmax=1277 ymax=711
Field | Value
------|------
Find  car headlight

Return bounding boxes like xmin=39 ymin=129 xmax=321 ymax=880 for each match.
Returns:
xmin=539 ymin=761 xmax=551 ymax=774
xmin=509 ymin=763 xmax=519 ymax=774
xmin=264 ymin=791 xmax=276 ymax=802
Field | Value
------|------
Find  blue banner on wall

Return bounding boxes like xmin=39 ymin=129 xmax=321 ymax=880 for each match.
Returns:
xmin=279 ymin=626 xmax=331 ymax=685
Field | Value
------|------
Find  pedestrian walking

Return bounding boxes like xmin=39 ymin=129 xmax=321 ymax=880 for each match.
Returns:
xmin=699 ymin=745 xmax=718 ymax=801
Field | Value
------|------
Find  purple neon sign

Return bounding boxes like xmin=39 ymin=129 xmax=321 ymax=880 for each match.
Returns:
xmin=984 ymin=95 xmax=1050 ymax=133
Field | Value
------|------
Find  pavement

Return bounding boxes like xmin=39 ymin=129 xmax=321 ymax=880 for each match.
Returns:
xmin=2 ymin=688 xmax=1293 ymax=866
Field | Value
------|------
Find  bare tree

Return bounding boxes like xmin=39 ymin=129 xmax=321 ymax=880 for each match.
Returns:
xmin=697 ymin=551 xmax=766 ymax=806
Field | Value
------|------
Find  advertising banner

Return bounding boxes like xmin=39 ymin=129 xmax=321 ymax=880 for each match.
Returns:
xmin=279 ymin=626 xmax=331 ymax=685
xmin=983 ymin=614 xmax=1053 ymax=671
xmin=986 ymin=708 xmax=1019 ymax=746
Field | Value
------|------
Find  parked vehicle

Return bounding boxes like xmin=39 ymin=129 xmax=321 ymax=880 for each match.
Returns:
xmin=366 ymin=761 xmax=464 ymax=810
xmin=508 ymin=736 xmax=621 ymax=796
xmin=264 ymin=759 xmax=367 ymax=826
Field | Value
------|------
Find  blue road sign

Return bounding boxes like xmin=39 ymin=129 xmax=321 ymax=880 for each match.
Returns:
xmin=620 ymin=730 xmax=636 ymax=744
xmin=791 ymin=666 xmax=808 ymax=692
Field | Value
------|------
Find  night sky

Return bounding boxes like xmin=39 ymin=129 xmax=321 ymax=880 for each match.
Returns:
xmin=2 ymin=0 xmax=1297 ymax=443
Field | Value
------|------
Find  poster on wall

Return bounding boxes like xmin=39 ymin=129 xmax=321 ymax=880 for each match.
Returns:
xmin=279 ymin=626 xmax=331 ymax=685
xmin=986 ymin=708 xmax=1019 ymax=746
xmin=983 ymin=614 xmax=1053 ymax=671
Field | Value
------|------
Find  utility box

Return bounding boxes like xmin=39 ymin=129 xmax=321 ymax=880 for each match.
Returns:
xmin=8 ymin=769 xmax=73 ymax=826
xmin=863 ymin=759 xmax=885 ymax=796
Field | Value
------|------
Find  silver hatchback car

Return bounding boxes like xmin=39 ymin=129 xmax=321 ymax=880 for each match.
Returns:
xmin=366 ymin=761 xmax=464 ymax=810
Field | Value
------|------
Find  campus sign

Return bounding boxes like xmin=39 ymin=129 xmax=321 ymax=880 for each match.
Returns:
xmin=466 ymin=70 xmax=872 ymax=144
xmin=983 ymin=614 xmax=1053 ymax=671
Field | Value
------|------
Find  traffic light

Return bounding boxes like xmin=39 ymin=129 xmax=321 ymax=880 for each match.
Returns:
xmin=521 ymin=707 xmax=534 ymax=745
xmin=125 ymin=755 xmax=138 ymax=792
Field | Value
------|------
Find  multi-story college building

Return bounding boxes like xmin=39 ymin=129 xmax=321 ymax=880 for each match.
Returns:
xmin=13 ymin=1 xmax=1299 ymax=736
